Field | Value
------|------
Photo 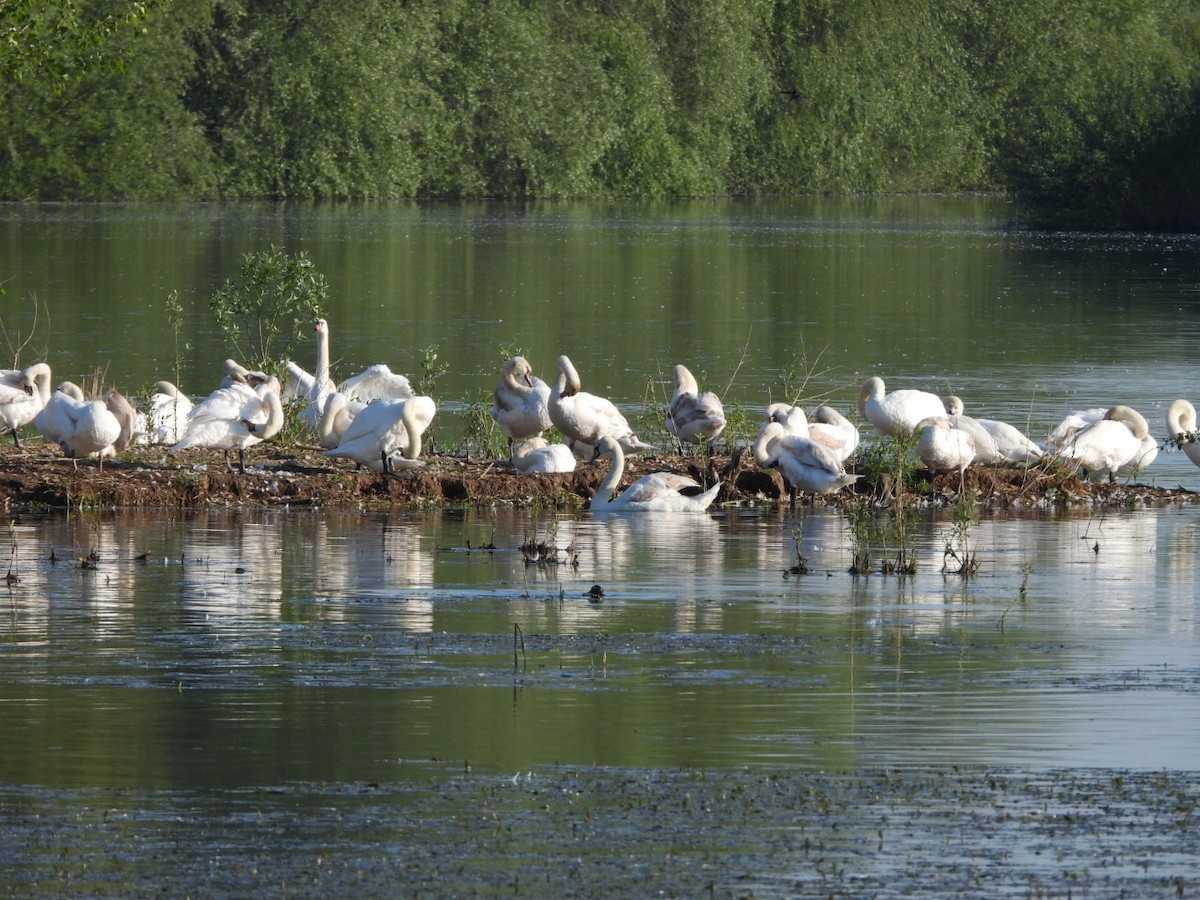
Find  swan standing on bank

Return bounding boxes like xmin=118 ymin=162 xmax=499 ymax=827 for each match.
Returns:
xmin=943 ymin=396 xmax=1042 ymax=464
xmin=1050 ymin=405 xmax=1154 ymax=482
xmin=323 ymin=395 xmax=436 ymax=474
xmin=491 ymin=356 xmax=552 ymax=447
xmin=590 ymin=435 xmax=720 ymax=512
xmin=1166 ymin=399 xmax=1200 ymax=469
xmin=0 ymin=362 xmax=52 ymax=449
xmin=753 ymin=420 xmax=859 ymax=496
xmin=548 ymin=355 xmax=652 ymax=458
xmin=665 ymin=364 xmax=726 ymax=451
xmin=511 ymin=437 xmax=576 ymax=473
xmin=939 ymin=396 xmax=1001 ymax=464
xmin=915 ymin=416 xmax=976 ymax=474
xmin=171 ymin=377 xmax=285 ymax=473
xmin=858 ymin=376 xmax=946 ymax=437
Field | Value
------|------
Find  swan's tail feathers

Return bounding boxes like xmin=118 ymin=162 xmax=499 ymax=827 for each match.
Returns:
xmin=689 ymin=480 xmax=723 ymax=510
xmin=619 ymin=435 xmax=655 ymax=453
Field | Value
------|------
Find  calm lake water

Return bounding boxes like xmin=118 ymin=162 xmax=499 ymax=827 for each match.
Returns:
xmin=3 ymin=198 xmax=1200 ymax=893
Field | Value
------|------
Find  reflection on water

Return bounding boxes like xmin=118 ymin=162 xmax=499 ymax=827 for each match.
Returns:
xmin=3 ymin=506 xmax=1200 ymax=790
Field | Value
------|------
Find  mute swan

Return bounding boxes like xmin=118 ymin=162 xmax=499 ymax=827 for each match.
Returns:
xmin=809 ymin=406 xmax=860 ymax=464
xmin=136 ymin=381 xmax=194 ymax=445
xmin=171 ymin=377 xmax=284 ymax=473
xmin=36 ymin=382 xmax=86 ymax=452
xmin=858 ymin=376 xmax=946 ymax=437
xmin=666 ymin=364 xmax=726 ymax=450
xmin=491 ymin=356 xmax=552 ymax=446
xmin=511 ymin=437 xmax=576 ymax=474
xmin=316 ymin=391 xmax=365 ymax=450
xmin=105 ymin=389 xmax=141 ymax=451
xmin=590 ymin=435 xmax=720 ymax=512
xmin=753 ymin=421 xmax=859 ymax=495
xmin=915 ymin=416 xmax=976 ymax=474
xmin=1050 ymin=405 xmax=1153 ymax=482
xmin=0 ymin=362 xmax=52 ymax=448
xmin=1045 ymin=407 xmax=1107 ymax=453
xmin=939 ymin=396 xmax=1001 ymax=464
xmin=764 ymin=403 xmax=808 ymax=435
xmin=943 ymin=396 xmax=1042 ymax=464
xmin=548 ymin=355 xmax=652 ymax=458
xmin=1166 ymin=399 xmax=1200 ymax=469
xmin=285 ymin=318 xmax=414 ymax=429
xmin=323 ymin=395 xmax=436 ymax=474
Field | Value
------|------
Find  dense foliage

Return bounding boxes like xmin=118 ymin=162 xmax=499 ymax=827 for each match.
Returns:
xmin=1 ymin=0 xmax=1198 ymax=228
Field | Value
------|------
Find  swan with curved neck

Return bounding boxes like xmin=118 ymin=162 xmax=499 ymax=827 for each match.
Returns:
xmin=590 ymin=435 xmax=720 ymax=512
xmin=171 ymin=377 xmax=285 ymax=473
xmin=323 ymin=395 xmax=436 ymax=474
xmin=1166 ymin=399 xmax=1200 ymax=469
xmin=1051 ymin=404 xmax=1153 ymax=482
xmin=943 ymin=395 xmax=1041 ymax=464
xmin=0 ymin=362 xmax=52 ymax=449
xmin=809 ymin=406 xmax=860 ymax=463
xmin=491 ymin=356 xmax=552 ymax=445
xmin=753 ymin=421 xmax=859 ymax=495
xmin=666 ymin=364 xmax=725 ymax=449
xmin=858 ymin=376 xmax=945 ymax=437
xmin=549 ymin=355 xmax=651 ymax=457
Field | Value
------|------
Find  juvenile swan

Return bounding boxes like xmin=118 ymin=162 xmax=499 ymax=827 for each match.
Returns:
xmin=549 ymin=355 xmax=651 ymax=457
xmin=665 ymin=364 xmax=726 ymax=449
xmin=590 ymin=435 xmax=720 ymax=512
xmin=491 ymin=356 xmax=552 ymax=446
xmin=752 ymin=421 xmax=859 ymax=495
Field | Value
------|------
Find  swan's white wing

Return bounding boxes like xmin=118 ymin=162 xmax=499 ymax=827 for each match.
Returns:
xmin=338 ymin=364 xmax=414 ymax=403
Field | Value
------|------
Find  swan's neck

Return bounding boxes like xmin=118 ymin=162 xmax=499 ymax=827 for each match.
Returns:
xmin=1168 ymin=400 xmax=1196 ymax=438
xmin=315 ymin=326 xmax=331 ymax=389
xmin=400 ymin=401 xmax=422 ymax=460
xmin=559 ymin=358 xmax=581 ymax=398
xmin=592 ymin=443 xmax=625 ymax=509
xmin=752 ymin=432 xmax=778 ymax=468
xmin=318 ymin=393 xmax=346 ymax=445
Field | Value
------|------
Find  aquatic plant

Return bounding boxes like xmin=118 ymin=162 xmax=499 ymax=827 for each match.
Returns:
xmin=941 ymin=487 xmax=980 ymax=577
xmin=209 ymin=246 xmax=327 ymax=372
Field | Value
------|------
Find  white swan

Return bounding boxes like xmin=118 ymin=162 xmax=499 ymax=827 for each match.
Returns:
xmin=666 ymin=364 xmax=726 ymax=449
xmin=171 ymin=378 xmax=285 ymax=473
xmin=0 ymin=362 xmax=52 ymax=448
xmin=943 ymin=396 xmax=1042 ymax=464
xmin=939 ymin=396 xmax=1001 ymax=464
xmin=511 ymin=437 xmax=576 ymax=473
xmin=548 ymin=355 xmax=652 ymax=458
xmin=858 ymin=376 xmax=946 ymax=437
xmin=763 ymin=403 xmax=808 ymax=435
xmin=315 ymin=391 xmax=365 ymax=450
xmin=1045 ymin=407 xmax=1108 ymax=453
xmin=491 ymin=356 xmax=552 ymax=445
xmin=38 ymin=383 xmax=123 ymax=469
xmin=137 ymin=381 xmax=194 ymax=445
xmin=105 ymin=388 xmax=141 ymax=451
xmin=323 ymin=395 xmax=436 ymax=474
xmin=1166 ymin=399 xmax=1200 ymax=469
xmin=1051 ymin=405 xmax=1153 ymax=482
xmin=285 ymin=318 xmax=414 ymax=430
xmin=36 ymin=382 xmax=86 ymax=451
xmin=590 ymin=435 xmax=720 ymax=512
xmin=753 ymin=420 xmax=859 ymax=495
xmin=915 ymin=416 xmax=976 ymax=474
xmin=809 ymin=406 xmax=860 ymax=464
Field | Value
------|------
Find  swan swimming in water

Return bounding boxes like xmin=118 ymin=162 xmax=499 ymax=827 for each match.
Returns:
xmin=590 ymin=435 xmax=720 ymax=512
xmin=171 ymin=377 xmax=285 ymax=473
xmin=665 ymin=364 xmax=726 ymax=450
xmin=858 ymin=376 xmax=946 ymax=437
xmin=753 ymin=420 xmax=859 ymax=496
xmin=0 ymin=362 xmax=52 ymax=449
xmin=1050 ymin=405 xmax=1154 ymax=482
xmin=943 ymin=396 xmax=1042 ymax=464
xmin=511 ymin=437 xmax=576 ymax=473
xmin=1166 ymin=399 xmax=1200 ymax=469
xmin=491 ymin=356 xmax=552 ymax=446
xmin=548 ymin=355 xmax=652 ymax=458
xmin=323 ymin=395 xmax=436 ymax=474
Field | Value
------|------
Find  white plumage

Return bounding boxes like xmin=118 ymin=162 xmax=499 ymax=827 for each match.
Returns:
xmin=590 ymin=435 xmax=720 ymax=512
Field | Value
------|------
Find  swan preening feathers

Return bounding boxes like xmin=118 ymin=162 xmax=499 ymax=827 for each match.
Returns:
xmin=590 ymin=435 xmax=720 ymax=512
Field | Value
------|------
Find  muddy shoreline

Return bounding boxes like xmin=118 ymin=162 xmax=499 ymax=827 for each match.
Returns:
xmin=1 ymin=439 xmax=1197 ymax=512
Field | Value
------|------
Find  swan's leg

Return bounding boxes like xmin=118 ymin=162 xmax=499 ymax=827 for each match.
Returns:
xmin=238 ymin=448 xmax=248 ymax=474
xmin=10 ymin=427 xmax=21 ymax=450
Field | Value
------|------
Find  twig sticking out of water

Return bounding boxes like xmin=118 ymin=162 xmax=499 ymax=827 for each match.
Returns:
xmin=513 ymin=623 xmax=526 ymax=671
xmin=997 ymin=563 xmax=1032 ymax=632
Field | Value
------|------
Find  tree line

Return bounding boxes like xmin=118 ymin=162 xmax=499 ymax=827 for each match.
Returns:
xmin=2 ymin=0 xmax=1198 ymax=229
